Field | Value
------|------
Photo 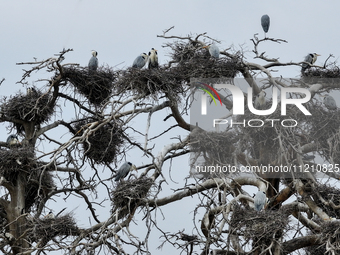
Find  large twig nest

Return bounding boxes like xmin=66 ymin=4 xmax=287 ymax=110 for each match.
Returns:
xmin=230 ymin=205 xmax=290 ymax=247
xmin=73 ymin=118 xmax=124 ymax=164
xmin=0 ymin=90 xmax=55 ymax=133
xmin=63 ymin=66 xmax=116 ymax=105
xmin=115 ymin=68 xmax=186 ymax=100
xmin=26 ymin=213 xmax=79 ymax=245
xmin=111 ymin=177 xmax=153 ymax=217
xmin=313 ymin=184 xmax=340 ymax=219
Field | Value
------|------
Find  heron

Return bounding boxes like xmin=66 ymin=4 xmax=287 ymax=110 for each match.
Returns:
xmin=301 ymin=53 xmax=320 ymax=72
xmin=254 ymin=91 xmax=266 ymax=109
xmin=7 ymin=134 xmax=20 ymax=146
xmin=44 ymin=211 xmax=55 ymax=219
xmin=322 ymin=94 xmax=337 ymax=110
xmin=114 ymin=162 xmax=137 ymax=181
xmin=27 ymin=87 xmax=37 ymax=95
xmin=203 ymin=43 xmax=220 ymax=58
xmin=132 ymin=53 xmax=148 ymax=68
xmin=254 ymin=191 xmax=266 ymax=211
xmin=88 ymin=50 xmax=98 ymax=71
xmin=148 ymin=48 xmax=158 ymax=69
xmin=261 ymin=14 xmax=270 ymax=35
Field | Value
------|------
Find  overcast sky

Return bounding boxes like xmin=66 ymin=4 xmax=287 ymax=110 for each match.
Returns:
xmin=0 ymin=1 xmax=339 ymax=254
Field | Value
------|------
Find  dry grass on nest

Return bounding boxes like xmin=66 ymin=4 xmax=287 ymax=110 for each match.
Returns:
xmin=63 ymin=66 xmax=116 ymax=105
xmin=230 ymin=205 xmax=289 ymax=246
xmin=73 ymin=118 xmax=124 ymax=164
xmin=27 ymin=213 xmax=79 ymax=244
xmin=0 ymin=90 xmax=54 ymax=133
xmin=115 ymin=67 xmax=186 ymax=99
xmin=111 ymin=177 xmax=153 ymax=217
xmin=189 ymin=129 xmax=237 ymax=167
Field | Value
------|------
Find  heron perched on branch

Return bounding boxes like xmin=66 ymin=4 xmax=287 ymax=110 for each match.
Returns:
xmin=203 ymin=43 xmax=220 ymax=58
xmin=254 ymin=91 xmax=266 ymax=109
xmin=88 ymin=50 xmax=98 ymax=71
xmin=148 ymin=48 xmax=158 ymax=69
xmin=114 ymin=162 xmax=137 ymax=181
xmin=7 ymin=134 xmax=20 ymax=146
xmin=254 ymin=191 xmax=266 ymax=211
xmin=301 ymin=53 xmax=320 ymax=72
xmin=133 ymin=53 xmax=148 ymax=68
xmin=261 ymin=14 xmax=270 ymax=35
xmin=322 ymin=94 xmax=337 ymax=110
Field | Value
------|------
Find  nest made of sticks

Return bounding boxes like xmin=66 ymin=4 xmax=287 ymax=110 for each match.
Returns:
xmin=169 ymin=41 xmax=240 ymax=79
xmin=189 ymin=129 xmax=237 ymax=167
xmin=0 ymin=147 xmax=55 ymax=212
xmin=302 ymin=65 xmax=340 ymax=78
xmin=0 ymin=89 xmax=55 ymax=133
xmin=63 ymin=66 xmax=116 ymax=105
xmin=313 ymin=184 xmax=340 ymax=219
xmin=73 ymin=118 xmax=124 ymax=165
xmin=230 ymin=205 xmax=289 ymax=246
xmin=27 ymin=213 xmax=79 ymax=244
xmin=111 ymin=177 xmax=153 ymax=217
xmin=115 ymin=67 xmax=186 ymax=100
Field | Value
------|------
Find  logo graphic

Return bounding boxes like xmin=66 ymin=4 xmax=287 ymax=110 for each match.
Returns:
xmin=197 ymin=82 xmax=222 ymax=106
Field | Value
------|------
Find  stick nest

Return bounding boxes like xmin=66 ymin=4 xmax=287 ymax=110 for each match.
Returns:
xmin=115 ymin=68 xmax=186 ymax=100
xmin=0 ymin=89 xmax=55 ymax=133
xmin=302 ymin=65 xmax=340 ymax=78
xmin=111 ymin=177 xmax=153 ymax=217
xmin=314 ymin=183 xmax=340 ymax=219
xmin=73 ymin=118 xmax=124 ymax=165
xmin=190 ymin=129 xmax=237 ymax=168
xmin=0 ymin=147 xmax=55 ymax=212
xmin=63 ymin=66 xmax=116 ymax=105
xmin=230 ymin=205 xmax=289 ymax=247
xmin=27 ymin=213 xmax=79 ymax=245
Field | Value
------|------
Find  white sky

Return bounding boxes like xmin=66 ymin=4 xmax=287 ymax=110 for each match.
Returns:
xmin=0 ymin=1 xmax=339 ymax=254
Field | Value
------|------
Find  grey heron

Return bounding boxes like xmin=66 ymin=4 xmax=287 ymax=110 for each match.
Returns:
xmin=254 ymin=91 xmax=266 ymax=109
xmin=261 ymin=15 xmax=270 ymax=34
xmin=322 ymin=94 xmax=337 ymax=110
xmin=88 ymin=50 xmax=98 ymax=71
xmin=148 ymin=48 xmax=158 ymax=69
xmin=254 ymin=191 xmax=266 ymax=211
xmin=44 ymin=211 xmax=55 ymax=219
xmin=301 ymin=53 xmax=320 ymax=72
xmin=7 ymin=134 xmax=20 ymax=146
xmin=133 ymin=53 xmax=148 ymax=68
xmin=203 ymin=43 xmax=220 ymax=58
xmin=114 ymin=162 xmax=137 ymax=181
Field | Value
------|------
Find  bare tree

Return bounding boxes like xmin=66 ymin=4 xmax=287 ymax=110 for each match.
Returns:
xmin=0 ymin=28 xmax=339 ymax=255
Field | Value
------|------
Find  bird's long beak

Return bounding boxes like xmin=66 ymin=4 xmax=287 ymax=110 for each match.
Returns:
xmin=316 ymin=54 xmax=321 ymax=56
xmin=133 ymin=165 xmax=137 ymax=172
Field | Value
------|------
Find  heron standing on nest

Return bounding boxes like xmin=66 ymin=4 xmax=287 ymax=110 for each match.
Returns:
xmin=301 ymin=53 xmax=320 ymax=72
xmin=7 ymin=134 xmax=20 ymax=146
xmin=254 ymin=191 xmax=266 ymax=211
xmin=203 ymin=43 xmax=220 ymax=58
xmin=88 ymin=50 xmax=98 ymax=71
xmin=148 ymin=48 xmax=158 ymax=69
xmin=133 ymin=53 xmax=148 ymax=68
xmin=114 ymin=162 xmax=137 ymax=181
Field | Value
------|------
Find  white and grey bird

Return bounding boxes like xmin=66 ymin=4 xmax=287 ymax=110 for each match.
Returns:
xmin=203 ymin=43 xmax=220 ymax=58
xmin=132 ymin=53 xmax=148 ymax=68
xmin=254 ymin=91 xmax=266 ymax=109
xmin=114 ymin=162 xmax=137 ymax=181
xmin=27 ymin=87 xmax=37 ymax=95
xmin=88 ymin=50 xmax=98 ymax=71
xmin=7 ymin=134 xmax=20 ymax=146
xmin=261 ymin=14 xmax=270 ymax=35
xmin=44 ymin=211 xmax=55 ymax=219
xmin=254 ymin=191 xmax=266 ymax=212
xmin=301 ymin=53 xmax=320 ymax=72
xmin=148 ymin=48 xmax=158 ymax=69
xmin=322 ymin=94 xmax=337 ymax=110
